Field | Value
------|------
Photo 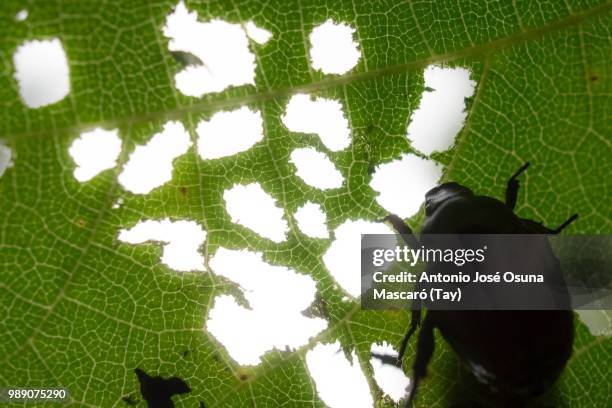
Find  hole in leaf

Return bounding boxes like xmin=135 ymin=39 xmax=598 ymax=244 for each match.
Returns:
xmin=206 ymin=248 xmax=327 ymax=365
xmin=112 ymin=197 xmax=124 ymax=209
xmin=370 ymin=154 xmax=442 ymax=218
xmin=282 ymin=94 xmax=350 ymax=152
xmin=163 ymin=1 xmax=256 ymax=96
xmin=294 ymin=201 xmax=329 ymax=239
xmin=118 ymin=219 xmax=206 ymax=272
xmin=15 ymin=10 xmax=28 ymax=22
xmin=13 ymin=38 xmax=70 ymax=108
xmin=223 ymin=182 xmax=288 ymax=243
xmin=69 ymin=128 xmax=121 ymax=182
xmin=309 ymin=19 xmax=361 ymax=75
xmin=196 ymin=107 xmax=263 ymax=159
xmin=305 ymin=342 xmax=373 ymax=408
xmin=290 ymin=147 xmax=343 ymax=190
xmin=576 ymin=310 xmax=612 ymax=336
xmin=0 ymin=144 xmax=14 ymax=178
xmin=370 ymin=342 xmax=410 ymax=402
xmin=244 ymin=21 xmax=272 ymax=45
xmin=323 ymin=220 xmax=396 ymax=297
xmin=407 ymin=66 xmax=476 ymax=155
xmin=118 ymin=121 xmax=191 ymax=194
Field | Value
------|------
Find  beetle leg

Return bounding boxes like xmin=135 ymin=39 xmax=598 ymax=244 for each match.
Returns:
xmin=378 ymin=214 xmax=419 ymax=249
xmin=521 ymin=213 xmax=579 ymax=234
xmin=398 ymin=308 xmax=421 ymax=364
xmin=405 ymin=313 xmax=435 ymax=408
xmin=505 ymin=162 xmax=530 ymax=210
xmin=551 ymin=214 xmax=578 ymax=234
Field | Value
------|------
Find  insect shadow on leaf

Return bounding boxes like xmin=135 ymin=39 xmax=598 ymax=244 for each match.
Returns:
xmin=379 ymin=162 xmax=578 ymax=407
xmin=134 ymin=368 xmax=191 ymax=408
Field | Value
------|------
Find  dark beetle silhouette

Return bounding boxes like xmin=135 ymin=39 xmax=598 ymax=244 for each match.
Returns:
xmin=134 ymin=368 xmax=191 ymax=408
xmin=381 ymin=163 xmax=577 ymax=407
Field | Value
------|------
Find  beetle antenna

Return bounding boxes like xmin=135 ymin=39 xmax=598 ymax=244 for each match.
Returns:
xmin=509 ymin=161 xmax=530 ymax=181
xmin=552 ymin=214 xmax=578 ymax=234
xmin=506 ymin=162 xmax=531 ymax=209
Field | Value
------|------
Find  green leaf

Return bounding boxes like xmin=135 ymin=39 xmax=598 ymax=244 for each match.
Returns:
xmin=1 ymin=1 xmax=610 ymax=407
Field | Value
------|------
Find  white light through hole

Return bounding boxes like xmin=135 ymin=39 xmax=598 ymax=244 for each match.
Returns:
xmin=69 ymin=128 xmax=121 ymax=182
xmin=290 ymin=147 xmax=343 ymax=190
xmin=577 ymin=310 xmax=612 ymax=336
xmin=310 ymin=20 xmax=361 ymax=75
xmin=306 ymin=342 xmax=373 ymax=408
xmin=224 ymin=183 xmax=288 ymax=243
xmin=13 ymin=39 xmax=70 ymax=108
xmin=118 ymin=219 xmax=206 ymax=272
xmin=15 ymin=10 xmax=28 ymax=22
xmin=0 ymin=145 xmax=14 ymax=178
xmin=294 ymin=202 xmax=328 ymax=239
xmin=245 ymin=21 xmax=272 ymax=45
xmin=163 ymin=1 xmax=256 ymax=96
xmin=118 ymin=121 xmax=191 ymax=194
xmin=112 ymin=197 xmax=124 ymax=209
xmin=407 ymin=66 xmax=476 ymax=155
xmin=370 ymin=154 xmax=442 ymax=219
xmin=282 ymin=94 xmax=350 ymax=152
xmin=370 ymin=342 xmax=410 ymax=402
xmin=206 ymin=248 xmax=327 ymax=365
xmin=197 ymin=107 xmax=263 ymax=159
xmin=323 ymin=220 xmax=396 ymax=297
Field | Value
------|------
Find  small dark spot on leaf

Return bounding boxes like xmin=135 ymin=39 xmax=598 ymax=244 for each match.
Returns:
xmin=76 ymin=219 xmax=86 ymax=228
xmin=590 ymin=75 xmax=598 ymax=82
xmin=122 ymin=394 xmax=137 ymax=406
xmin=134 ymin=367 xmax=190 ymax=408
xmin=182 ymin=349 xmax=189 ymax=358
xmin=240 ymin=374 xmax=248 ymax=381
xmin=179 ymin=186 xmax=187 ymax=196
xmin=199 ymin=402 xmax=206 ymax=408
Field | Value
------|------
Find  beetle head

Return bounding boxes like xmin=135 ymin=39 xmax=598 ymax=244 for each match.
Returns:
xmin=424 ymin=182 xmax=473 ymax=216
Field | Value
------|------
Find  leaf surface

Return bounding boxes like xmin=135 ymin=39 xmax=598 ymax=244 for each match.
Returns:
xmin=0 ymin=1 xmax=610 ymax=406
